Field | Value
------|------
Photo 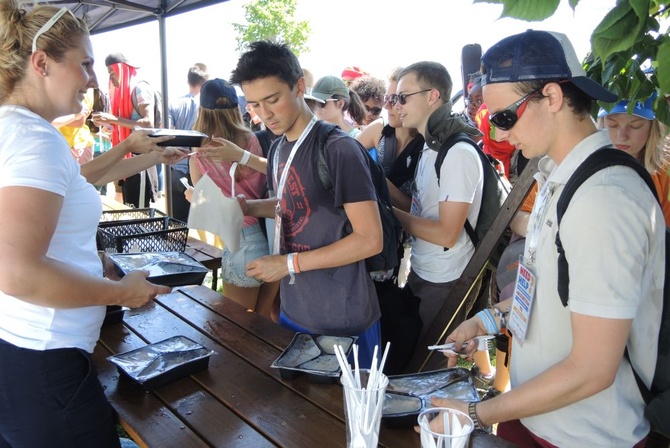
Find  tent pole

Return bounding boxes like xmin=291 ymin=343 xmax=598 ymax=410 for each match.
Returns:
xmin=158 ymin=4 xmax=173 ymax=217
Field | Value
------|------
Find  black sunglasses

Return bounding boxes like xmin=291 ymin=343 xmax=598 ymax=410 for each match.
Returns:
xmin=489 ymin=89 xmax=543 ymax=131
xmin=366 ymin=106 xmax=382 ymax=116
xmin=385 ymin=89 xmax=432 ymax=106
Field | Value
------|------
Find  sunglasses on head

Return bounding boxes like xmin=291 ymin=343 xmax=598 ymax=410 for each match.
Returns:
xmin=317 ymin=98 xmax=339 ymax=109
xmin=384 ymin=88 xmax=432 ymax=106
xmin=489 ymin=88 xmax=544 ymax=131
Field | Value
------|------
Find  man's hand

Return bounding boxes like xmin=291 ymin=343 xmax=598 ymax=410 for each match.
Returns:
xmin=245 ymin=254 xmax=288 ymax=283
xmin=91 ymin=112 xmax=117 ymax=127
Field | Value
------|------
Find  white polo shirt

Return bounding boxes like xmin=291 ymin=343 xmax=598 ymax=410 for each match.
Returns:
xmin=0 ymin=106 xmax=104 ymax=353
xmin=513 ymin=130 xmax=663 ymax=446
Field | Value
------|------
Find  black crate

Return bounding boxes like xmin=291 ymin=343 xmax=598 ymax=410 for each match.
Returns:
xmin=100 ymin=208 xmax=168 ymax=222
xmin=97 ymin=217 xmax=188 ymax=254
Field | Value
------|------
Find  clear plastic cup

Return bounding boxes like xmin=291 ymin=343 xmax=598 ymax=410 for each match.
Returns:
xmin=417 ymin=407 xmax=474 ymax=448
xmin=341 ymin=369 xmax=389 ymax=448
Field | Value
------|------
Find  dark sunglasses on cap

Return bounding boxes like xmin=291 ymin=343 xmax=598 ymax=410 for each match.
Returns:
xmin=384 ymin=89 xmax=432 ymax=106
xmin=489 ymin=88 xmax=544 ymax=131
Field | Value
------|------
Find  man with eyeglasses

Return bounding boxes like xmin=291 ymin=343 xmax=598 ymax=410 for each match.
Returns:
xmin=431 ymin=30 xmax=663 ymax=448
xmin=391 ymin=61 xmax=484 ymax=346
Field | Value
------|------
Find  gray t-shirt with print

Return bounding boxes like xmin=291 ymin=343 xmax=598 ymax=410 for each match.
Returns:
xmin=268 ymin=124 xmax=380 ymax=335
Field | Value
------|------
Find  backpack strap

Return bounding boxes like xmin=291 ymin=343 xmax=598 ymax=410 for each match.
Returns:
xmin=254 ymin=129 xmax=273 ymax=158
xmin=315 ymin=121 xmax=341 ymax=193
xmin=434 ymin=132 xmax=481 ymax=247
xmin=555 ymin=147 xmax=658 ymax=307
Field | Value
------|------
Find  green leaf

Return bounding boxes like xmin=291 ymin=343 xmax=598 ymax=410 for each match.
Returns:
xmin=656 ymin=39 xmax=670 ymax=95
xmin=568 ymin=0 xmax=580 ymax=9
xmin=497 ymin=0 xmax=560 ymax=21
xmin=592 ymin=1 xmax=648 ymax=63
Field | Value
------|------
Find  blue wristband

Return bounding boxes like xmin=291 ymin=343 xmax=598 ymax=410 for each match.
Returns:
xmin=477 ymin=309 xmax=499 ymax=335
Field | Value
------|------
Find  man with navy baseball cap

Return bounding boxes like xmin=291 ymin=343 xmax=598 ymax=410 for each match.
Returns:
xmin=432 ymin=30 xmax=663 ymax=447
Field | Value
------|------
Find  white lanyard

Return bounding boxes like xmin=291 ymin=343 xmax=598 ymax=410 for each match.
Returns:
xmin=272 ymin=115 xmax=317 ymax=255
xmin=525 ymin=181 xmax=556 ymax=267
xmin=273 ymin=115 xmax=317 ymax=201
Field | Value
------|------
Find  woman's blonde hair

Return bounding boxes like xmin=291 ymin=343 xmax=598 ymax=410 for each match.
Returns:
xmin=643 ymin=119 xmax=670 ymax=174
xmin=192 ymin=99 xmax=251 ymax=181
xmin=0 ymin=1 xmax=87 ymax=103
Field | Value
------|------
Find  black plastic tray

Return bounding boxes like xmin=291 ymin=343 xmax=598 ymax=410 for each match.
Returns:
xmin=108 ymin=335 xmax=215 ymax=391
xmin=149 ymin=129 xmax=207 ymax=147
xmin=102 ymin=305 xmax=129 ymax=326
xmin=109 ymin=252 xmax=209 ymax=287
xmin=271 ymin=333 xmax=357 ymax=384
xmin=381 ymin=367 xmax=479 ymax=428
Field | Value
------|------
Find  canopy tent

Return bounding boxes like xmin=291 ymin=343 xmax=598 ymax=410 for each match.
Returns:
xmin=31 ymin=0 xmax=228 ymax=35
xmin=31 ymin=0 xmax=231 ymax=215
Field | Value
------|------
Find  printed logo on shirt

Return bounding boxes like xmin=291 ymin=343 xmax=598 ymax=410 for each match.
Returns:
xmin=281 ymin=164 xmax=311 ymax=237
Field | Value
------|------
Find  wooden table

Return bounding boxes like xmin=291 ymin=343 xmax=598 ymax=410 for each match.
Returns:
xmin=94 ymin=285 xmax=516 ymax=448
xmin=99 ymin=196 xmax=223 ymax=290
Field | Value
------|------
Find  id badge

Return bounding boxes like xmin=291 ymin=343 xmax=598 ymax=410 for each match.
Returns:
xmin=272 ymin=201 xmax=283 ymax=255
xmin=507 ymin=256 xmax=537 ymax=346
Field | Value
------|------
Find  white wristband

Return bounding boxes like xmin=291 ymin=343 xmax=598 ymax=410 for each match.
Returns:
xmin=287 ymin=253 xmax=296 ymax=285
xmin=239 ymin=150 xmax=251 ymax=166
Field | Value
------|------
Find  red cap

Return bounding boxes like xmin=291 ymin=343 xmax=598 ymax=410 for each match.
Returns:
xmin=341 ymin=66 xmax=368 ymax=81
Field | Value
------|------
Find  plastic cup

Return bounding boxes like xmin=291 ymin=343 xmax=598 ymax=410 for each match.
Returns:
xmin=417 ymin=407 xmax=474 ymax=448
xmin=341 ymin=369 xmax=389 ymax=448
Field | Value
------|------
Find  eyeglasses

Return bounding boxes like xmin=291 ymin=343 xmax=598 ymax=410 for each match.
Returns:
xmin=32 ymin=7 xmax=77 ymax=53
xmin=365 ymin=106 xmax=382 ymax=116
xmin=467 ymin=97 xmax=483 ymax=108
xmin=385 ymin=89 xmax=432 ymax=106
xmin=317 ymin=98 xmax=339 ymax=109
xmin=489 ymin=89 xmax=543 ymax=131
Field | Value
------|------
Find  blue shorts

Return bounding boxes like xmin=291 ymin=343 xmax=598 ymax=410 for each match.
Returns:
xmin=220 ymin=223 xmax=269 ymax=288
xmin=279 ymin=313 xmax=381 ymax=370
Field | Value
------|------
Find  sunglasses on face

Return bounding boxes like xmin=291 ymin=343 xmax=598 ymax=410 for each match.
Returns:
xmin=384 ymin=88 xmax=432 ymax=106
xmin=489 ymin=88 xmax=543 ymax=131
xmin=365 ymin=106 xmax=382 ymax=116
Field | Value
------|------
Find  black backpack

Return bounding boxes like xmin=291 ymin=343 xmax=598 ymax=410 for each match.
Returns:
xmin=555 ymin=147 xmax=669 ymax=437
xmin=312 ymin=121 xmax=403 ymax=273
xmin=131 ymin=80 xmax=163 ymax=128
xmin=434 ymin=132 xmax=511 ymax=262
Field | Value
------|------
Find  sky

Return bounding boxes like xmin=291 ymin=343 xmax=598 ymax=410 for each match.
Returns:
xmin=90 ymin=0 xmax=617 ymax=104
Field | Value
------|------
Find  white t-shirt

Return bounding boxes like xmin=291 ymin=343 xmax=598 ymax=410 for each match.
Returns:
xmin=0 ymin=106 xmax=104 ymax=353
xmin=410 ymin=141 xmax=483 ymax=283
xmin=514 ymin=131 xmax=663 ymax=446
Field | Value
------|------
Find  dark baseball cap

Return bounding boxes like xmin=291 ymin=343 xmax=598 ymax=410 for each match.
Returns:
xmin=481 ymin=30 xmax=617 ymax=103
xmin=104 ymin=52 xmax=139 ymax=68
xmin=200 ymin=78 xmax=239 ymax=110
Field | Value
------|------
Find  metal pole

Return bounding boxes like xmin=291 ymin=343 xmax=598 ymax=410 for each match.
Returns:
xmin=158 ymin=3 xmax=173 ymax=217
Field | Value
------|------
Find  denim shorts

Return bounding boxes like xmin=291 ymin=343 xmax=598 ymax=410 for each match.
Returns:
xmin=220 ymin=223 xmax=270 ymax=288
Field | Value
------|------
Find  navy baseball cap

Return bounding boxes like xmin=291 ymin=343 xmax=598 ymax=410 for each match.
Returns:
xmin=200 ymin=78 xmax=239 ymax=110
xmin=481 ymin=30 xmax=618 ymax=103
